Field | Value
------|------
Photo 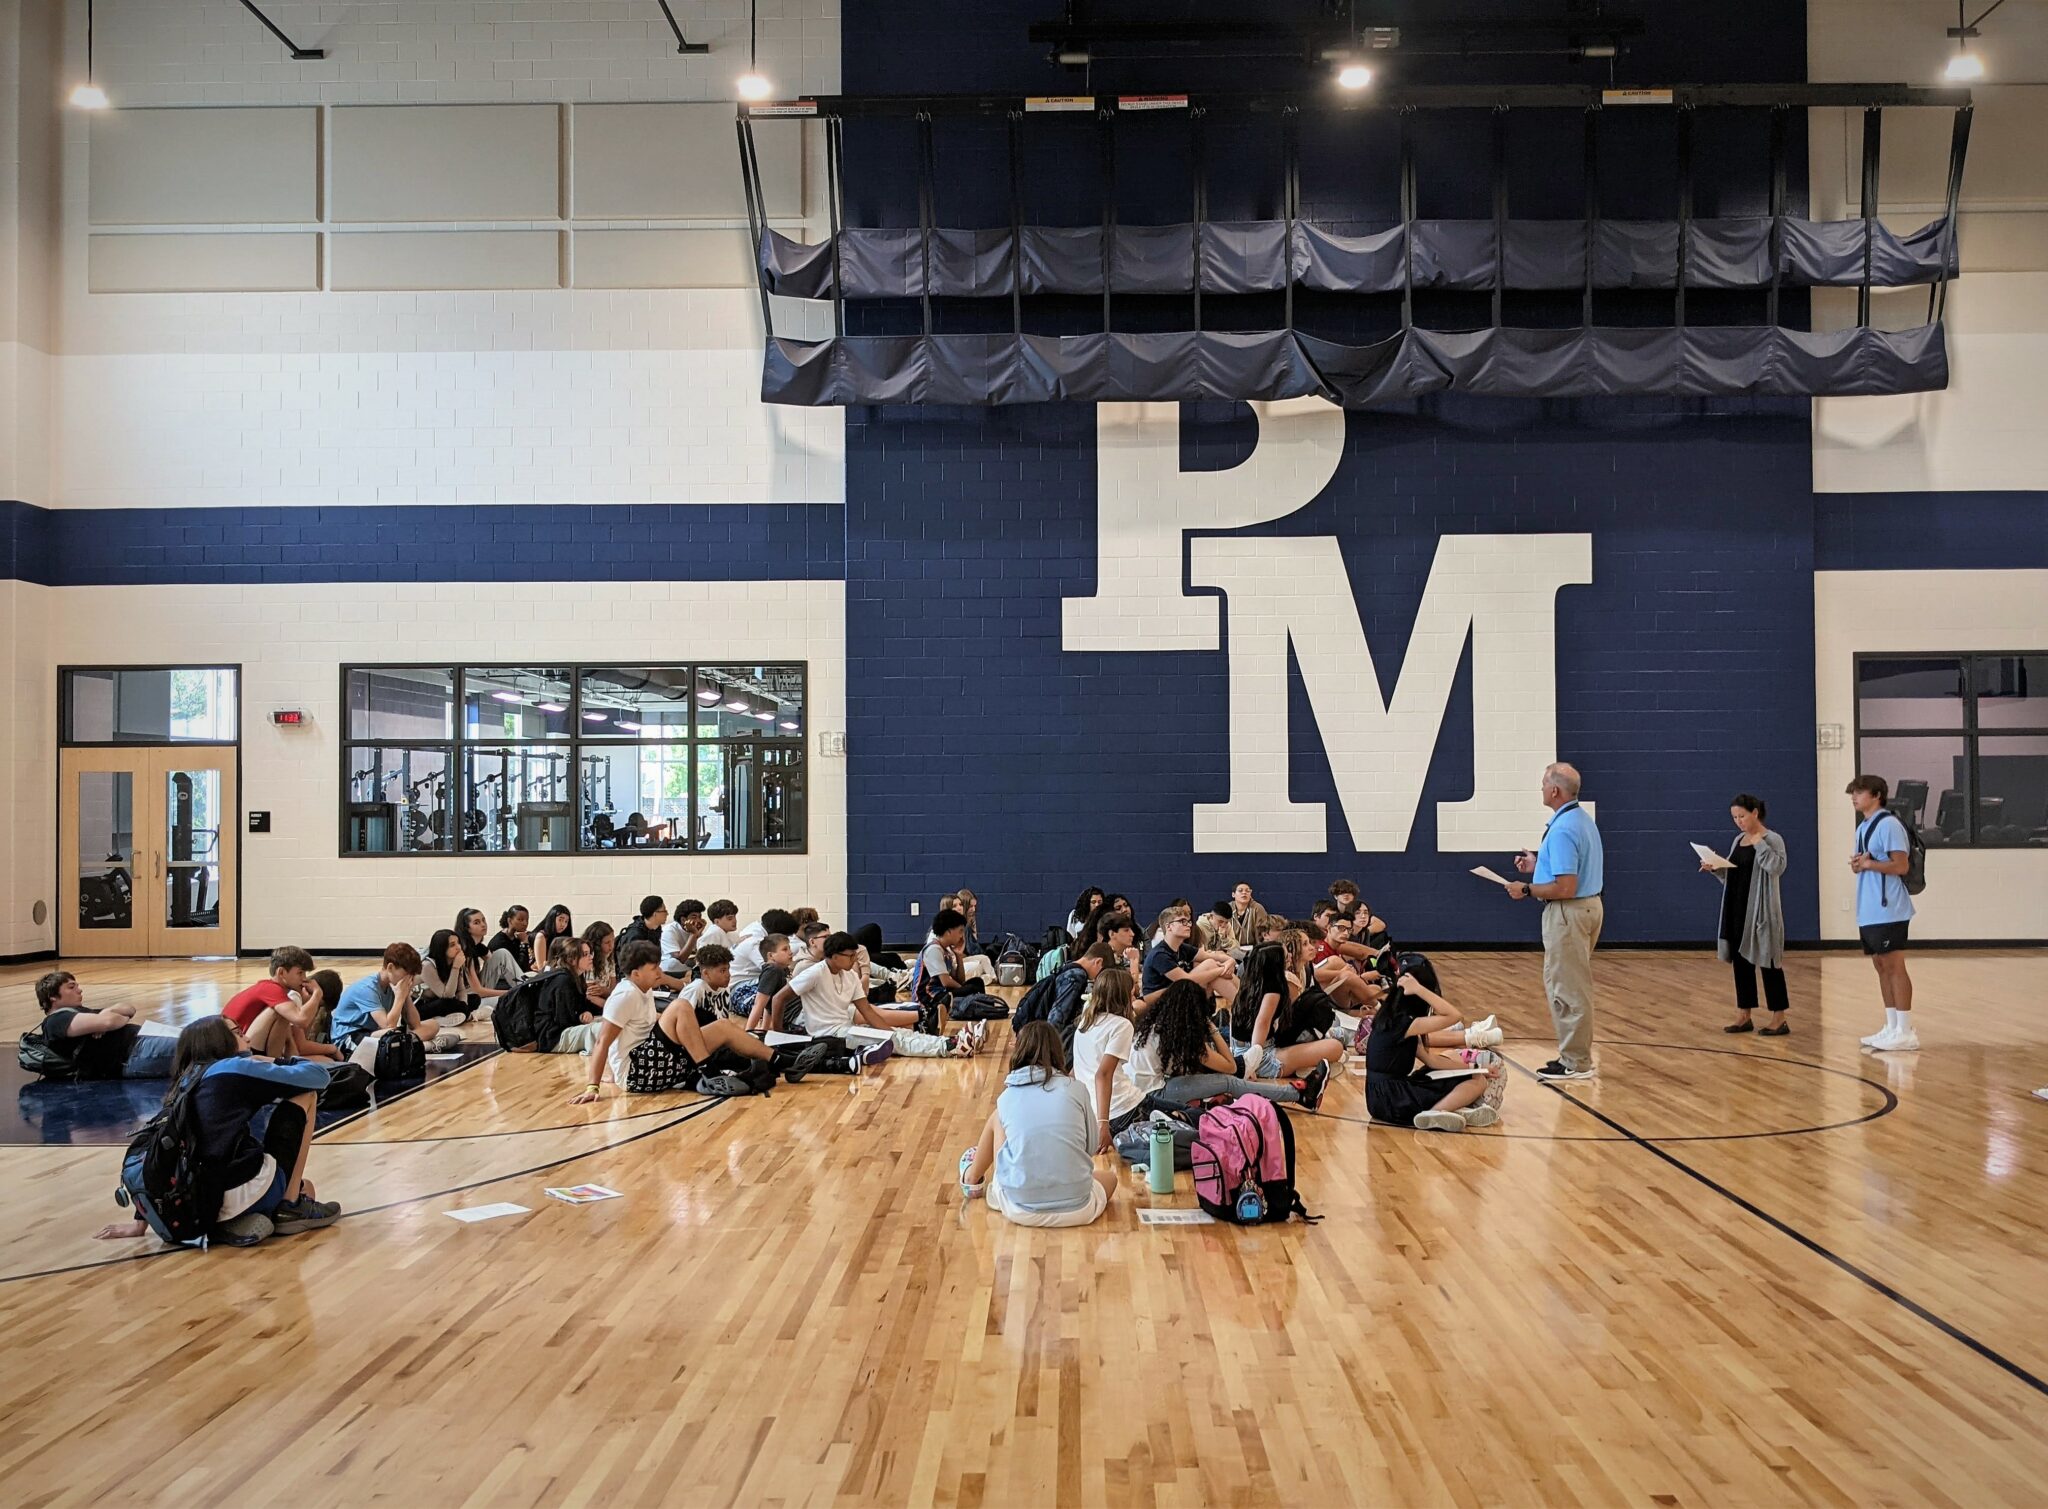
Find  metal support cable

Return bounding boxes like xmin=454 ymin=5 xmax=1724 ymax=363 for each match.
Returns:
xmin=737 ymin=118 xmax=775 ymax=339
xmin=916 ymin=112 xmax=936 ymax=337
xmin=1191 ymin=108 xmax=1207 ymax=331
xmin=1675 ymin=106 xmax=1694 ymax=333
xmin=1283 ymin=108 xmax=1301 ymax=333
xmin=825 ymin=116 xmax=846 ymax=338
xmin=1399 ymin=109 xmax=1416 ymax=331
xmin=1767 ymin=106 xmax=1788 ymax=328
xmin=1932 ymin=105 xmax=1973 ymax=324
xmin=1582 ymin=107 xmax=1599 ymax=329
xmin=1858 ymin=106 xmax=1882 ymax=328
xmin=1491 ymin=107 xmax=1508 ymax=329
xmin=1099 ymin=112 xmax=1117 ymax=334
xmin=1006 ymin=112 xmax=1025 ymax=337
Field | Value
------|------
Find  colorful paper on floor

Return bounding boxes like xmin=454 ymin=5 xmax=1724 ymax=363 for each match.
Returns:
xmin=446 ymin=1202 xmax=530 ymax=1223
xmin=545 ymin=1184 xmax=623 ymax=1205
xmin=1138 ymin=1208 xmax=1216 ymax=1226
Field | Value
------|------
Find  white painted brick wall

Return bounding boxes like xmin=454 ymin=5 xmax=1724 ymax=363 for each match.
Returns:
xmin=21 ymin=579 xmax=847 ymax=951
xmin=1814 ymin=568 xmax=2048 ymax=940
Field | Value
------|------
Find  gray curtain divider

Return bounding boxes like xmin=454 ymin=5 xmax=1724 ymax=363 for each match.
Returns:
xmin=757 ymin=214 xmax=1960 ymax=300
xmin=758 ymin=322 xmax=1947 ymax=406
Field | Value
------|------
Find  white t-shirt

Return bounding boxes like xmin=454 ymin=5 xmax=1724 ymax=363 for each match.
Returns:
xmin=600 ymin=978 xmax=658 ymax=1088
xmin=697 ymin=922 xmax=736 ymax=955
xmin=730 ymin=932 xmax=766 ymax=985
xmin=659 ymin=919 xmax=695 ymax=974
xmin=1125 ymin=1030 xmax=1166 ymax=1098
xmin=1071 ymin=1014 xmax=1144 ymax=1122
xmin=792 ymin=958 xmax=865 ymax=1037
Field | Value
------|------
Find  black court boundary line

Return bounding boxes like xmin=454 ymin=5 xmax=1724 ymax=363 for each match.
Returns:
xmin=1512 ymin=1058 xmax=2048 ymax=1402
xmin=0 ymin=1091 xmax=732 ymax=1287
xmin=1306 ymin=1039 xmax=1897 ymax=1143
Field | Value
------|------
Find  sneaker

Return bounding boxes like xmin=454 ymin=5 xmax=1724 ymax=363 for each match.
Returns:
xmin=960 ymin=1021 xmax=988 ymax=1055
xmin=1536 ymin=1059 xmax=1597 ymax=1082
xmin=1294 ymin=1061 xmax=1330 ymax=1111
xmin=213 ymin=1211 xmax=274 ymax=1246
xmin=1873 ymin=1026 xmax=1920 ymax=1052
xmin=1414 ymin=1109 xmax=1466 ymax=1133
xmin=859 ymin=1039 xmax=894 ymax=1068
xmin=782 ymin=1039 xmax=835 ymax=1083
xmin=1459 ymin=1104 xmax=1500 ymax=1129
xmin=1468 ymin=1015 xmax=1497 ymax=1035
xmin=1859 ymin=1023 xmax=1892 ymax=1048
xmin=435 ymin=1013 xmax=469 ymax=1032
xmin=959 ymin=1146 xmax=984 ymax=1199
xmin=271 ymin=1196 xmax=341 ymax=1236
xmin=432 ymin=1028 xmax=464 ymax=1051
xmin=1463 ymin=1025 xmax=1504 ymax=1049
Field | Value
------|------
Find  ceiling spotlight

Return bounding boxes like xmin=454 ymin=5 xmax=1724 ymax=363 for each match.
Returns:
xmin=734 ymin=0 xmax=770 ymax=101
xmin=1945 ymin=1 xmax=2002 ymax=82
xmin=70 ymin=84 xmax=109 ymax=110
xmin=736 ymin=71 xmax=772 ymax=100
xmin=1945 ymin=48 xmax=1985 ymax=80
xmin=1337 ymin=62 xmax=1373 ymax=90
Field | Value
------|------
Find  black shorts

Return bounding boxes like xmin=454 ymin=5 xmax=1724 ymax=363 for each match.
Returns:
xmin=1860 ymin=921 xmax=1910 ymax=956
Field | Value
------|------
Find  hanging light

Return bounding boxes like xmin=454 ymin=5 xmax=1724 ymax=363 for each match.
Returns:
xmin=695 ymin=678 xmax=722 ymax=704
xmin=1944 ymin=0 xmax=1999 ymax=81
xmin=724 ymin=696 xmax=752 ymax=712
xmin=1945 ymin=47 xmax=1985 ymax=80
xmin=71 ymin=0 xmax=109 ymax=108
xmin=1336 ymin=61 xmax=1373 ymax=90
xmin=735 ymin=0 xmax=772 ymax=100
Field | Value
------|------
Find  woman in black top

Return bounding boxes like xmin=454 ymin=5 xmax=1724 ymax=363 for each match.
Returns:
xmin=1363 ymin=959 xmax=1506 ymax=1133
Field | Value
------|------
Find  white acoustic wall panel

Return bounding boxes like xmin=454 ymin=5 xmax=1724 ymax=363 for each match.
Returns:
xmin=88 ymin=234 xmax=321 ymax=293
xmin=330 ymin=232 xmax=563 ymax=291
xmin=332 ymin=105 xmax=562 ymax=223
xmin=572 ymin=103 xmax=802 ymax=219
xmin=572 ymin=229 xmax=762 ymax=288
xmin=88 ymin=107 xmax=318 ymax=225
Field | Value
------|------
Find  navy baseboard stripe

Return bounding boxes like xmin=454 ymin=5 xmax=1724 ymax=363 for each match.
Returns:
xmin=1816 ymin=491 xmax=2048 ymax=572
xmin=0 ymin=500 xmax=843 ymax=586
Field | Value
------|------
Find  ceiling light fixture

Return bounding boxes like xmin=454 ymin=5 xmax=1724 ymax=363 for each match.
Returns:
xmin=725 ymin=697 xmax=752 ymax=712
xmin=582 ymin=712 xmax=609 ymax=722
xmin=1336 ymin=61 xmax=1373 ymax=89
xmin=778 ymin=719 xmax=800 ymax=731
xmin=537 ymin=703 xmax=566 ymax=713
xmin=70 ymin=0 xmax=108 ymax=109
xmin=490 ymin=691 xmax=524 ymax=704
xmin=1945 ymin=0 xmax=2006 ymax=80
xmin=735 ymin=0 xmax=772 ymax=101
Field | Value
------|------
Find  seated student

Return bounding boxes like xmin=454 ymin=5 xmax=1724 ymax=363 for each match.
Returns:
xmin=852 ymin=922 xmax=907 ymax=972
xmin=659 ymin=898 xmax=706 ymax=978
xmin=582 ymin=920 xmax=618 ymax=1011
xmin=419 ymin=927 xmax=486 ymax=1020
xmin=223 ymin=947 xmax=341 ymax=1062
xmin=308 ymin=970 xmax=344 ymax=1049
xmin=958 ymin=1021 xmax=1116 ymax=1228
xmin=1069 ymin=965 xmax=1149 ymax=1153
xmin=94 ymin=1016 xmax=339 ymax=1246
xmin=678 ymin=944 xmax=736 ymax=1019
xmin=1327 ymin=882 xmax=1393 ymax=953
xmin=486 ymin=906 xmax=534 ymax=982
xmin=1067 ymin=886 xmax=1106 ymax=940
xmin=1226 ymin=881 xmax=1271 ymax=951
xmin=1140 ymin=908 xmax=1237 ymax=1008
xmin=456 ymin=908 xmax=515 ymax=1003
xmin=532 ymin=905 xmax=575 ymax=966
xmin=330 ymin=943 xmax=464 ymax=1057
xmin=1128 ymin=980 xmax=1306 ymax=1108
xmin=1303 ymin=912 xmax=1387 ymax=1014
xmin=955 ymin=888 xmax=995 ymax=981
xmin=745 ymin=934 xmax=802 ymax=1033
xmin=497 ymin=937 xmax=603 ymax=1054
xmin=1073 ymin=909 xmax=1141 ymax=978
xmin=688 ymin=898 xmax=734 ymax=955
xmin=793 ymin=921 xmax=830 ymax=970
xmin=1012 ymin=944 xmax=1113 ymax=1051
xmin=27 ymin=971 xmax=178 ymax=1079
xmin=729 ymin=909 xmax=798 ymax=1017
xmin=618 ymin=897 xmax=685 ymax=991
xmin=1364 ymin=959 xmax=1505 ymax=1133
xmin=619 ymin=895 xmax=664 ymax=959
xmin=792 ymin=932 xmax=985 ymax=1060
xmin=571 ymin=941 xmax=779 ymax=1102
xmin=1229 ymin=938 xmax=1343 ymax=1095
xmin=911 ymin=908 xmax=990 ymax=1032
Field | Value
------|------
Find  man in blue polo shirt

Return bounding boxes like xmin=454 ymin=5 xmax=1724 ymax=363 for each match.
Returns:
xmin=1508 ymin=762 xmax=1604 ymax=1081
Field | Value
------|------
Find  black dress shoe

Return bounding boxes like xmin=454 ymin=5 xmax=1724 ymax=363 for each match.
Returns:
xmin=1757 ymin=1022 xmax=1790 ymax=1036
xmin=1723 ymin=1020 xmax=1755 ymax=1034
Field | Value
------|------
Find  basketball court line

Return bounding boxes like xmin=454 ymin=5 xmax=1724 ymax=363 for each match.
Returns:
xmin=1512 ymin=1057 xmax=2048 ymax=1402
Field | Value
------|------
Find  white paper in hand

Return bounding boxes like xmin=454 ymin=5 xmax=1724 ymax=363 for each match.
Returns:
xmin=1691 ymin=842 xmax=1734 ymax=870
xmin=763 ymin=1031 xmax=813 ymax=1047
xmin=1470 ymin=866 xmax=1515 ymax=887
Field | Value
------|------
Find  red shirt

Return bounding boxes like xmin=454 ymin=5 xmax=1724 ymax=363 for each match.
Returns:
xmin=1309 ymin=940 xmax=1336 ymax=966
xmin=223 ymin=979 xmax=291 ymax=1032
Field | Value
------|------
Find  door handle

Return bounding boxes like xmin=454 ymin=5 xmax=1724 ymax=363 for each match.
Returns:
xmin=153 ymin=850 xmax=163 ymax=881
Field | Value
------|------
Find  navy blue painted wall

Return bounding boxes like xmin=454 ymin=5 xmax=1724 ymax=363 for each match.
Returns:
xmin=841 ymin=0 xmax=1827 ymax=942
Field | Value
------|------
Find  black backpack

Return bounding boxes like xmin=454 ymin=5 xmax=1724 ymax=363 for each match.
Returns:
xmin=1009 ymin=968 xmax=1066 ymax=1032
xmin=116 ymin=1071 xmax=218 ymax=1246
xmin=371 ymin=1026 xmax=426 ymax=1080
xmin=1860 ymin=811 xmax=1929 ymax=900
xmin=319 ymin=1062 xmax=376 ymax=1112
xmin=17 ymin=1025 xmax=75 ymax=1079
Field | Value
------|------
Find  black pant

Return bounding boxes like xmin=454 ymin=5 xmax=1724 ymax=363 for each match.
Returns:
xmin=1732 ymin=954 xmax=1789 ymax=1014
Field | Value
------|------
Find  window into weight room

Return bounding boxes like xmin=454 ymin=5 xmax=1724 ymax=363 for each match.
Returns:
xmin=341 ymin=662 xmax=807 ymax=856
xmin=1854 ymin=654 xmax=2048 ymax=849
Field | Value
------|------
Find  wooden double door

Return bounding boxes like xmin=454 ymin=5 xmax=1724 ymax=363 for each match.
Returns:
xmin=59 ymin=746 xmax=237 ymax=957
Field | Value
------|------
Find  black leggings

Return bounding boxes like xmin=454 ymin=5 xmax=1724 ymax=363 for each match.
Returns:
xmin=1732 ymin=954 xmax=1790 ymax=1014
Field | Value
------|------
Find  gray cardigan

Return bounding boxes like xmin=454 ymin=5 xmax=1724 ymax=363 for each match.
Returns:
xmin=1715 ymin=829 xmax=1788 ymax=969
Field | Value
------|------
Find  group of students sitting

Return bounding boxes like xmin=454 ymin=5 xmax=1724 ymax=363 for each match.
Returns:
xmin=960 ymin=879 xmax=1510 ymax=1228
xmin=38 ymin=875 xmax=1512 ymax=1247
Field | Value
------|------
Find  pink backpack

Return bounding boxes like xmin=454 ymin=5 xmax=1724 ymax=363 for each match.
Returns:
xmin=1190 ymin=1095 xmax=1316 ymax=1225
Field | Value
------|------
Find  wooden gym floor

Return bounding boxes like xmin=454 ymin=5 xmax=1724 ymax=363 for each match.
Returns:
xmin=1 ymin=949 xmax=2045 ymax=1509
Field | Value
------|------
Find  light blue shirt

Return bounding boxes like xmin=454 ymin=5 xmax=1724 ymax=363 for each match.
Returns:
xmin=331 ymin=974 xmax=393 ymax=1047
xmin=993 ymin=1068 xmax=1097 ymax=1213
xmin=1534 ymin=800 xmax=1603 ymax=898
xmin=1855 ymin=812 xmax=1916 ymax=926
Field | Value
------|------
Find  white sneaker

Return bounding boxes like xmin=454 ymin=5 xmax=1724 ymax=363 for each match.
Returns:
xmin=1874 ymin=1025 xmax=1920 ymax=1052
xmin=433 ymin=1028 xmax=464 ymax=1050
xmin=1469 ymin=1015 xmax=1497 ymax=1035
xmin=1463 ymin=1025 xmax=1504 ymax=1049
xmin=1859 ymin=1023 xmax=1892 ymax=1047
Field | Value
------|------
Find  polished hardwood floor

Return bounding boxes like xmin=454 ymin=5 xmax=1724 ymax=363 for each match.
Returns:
xmin=2 ymin=948 xmax=2045 ymax=1508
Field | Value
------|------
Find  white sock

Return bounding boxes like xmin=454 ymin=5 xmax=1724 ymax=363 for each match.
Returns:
xmin=1895 ymin=1009 xmax=1912 ymax=1029
xmin=1884 ymin=1008 xmax=1900 ymax=1031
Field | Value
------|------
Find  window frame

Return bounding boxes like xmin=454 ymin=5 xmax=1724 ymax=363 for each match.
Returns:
xmin=338 ymin=661 xmax=809 ymax=859
xmin=59 ymin=664 xmax=243 ymax=748
xmin=1852 ymin=651 xmax=2048 ymax=850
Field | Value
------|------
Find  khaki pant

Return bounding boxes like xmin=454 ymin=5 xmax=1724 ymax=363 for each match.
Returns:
xmin=1540 ymin=895 xmax=1604 ymax=1072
